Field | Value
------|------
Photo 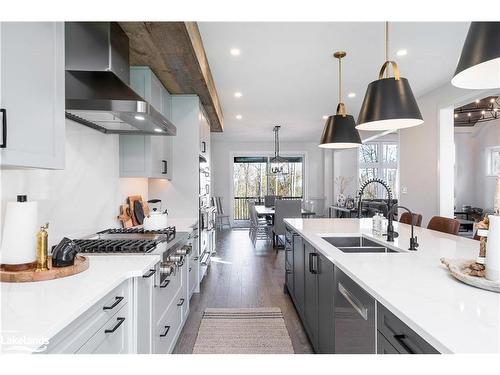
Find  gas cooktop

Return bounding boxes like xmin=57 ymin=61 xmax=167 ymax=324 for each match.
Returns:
xmin=74 ymin=238 xmax=162 ymax=254
xmin=74 ymin=226 xmax=177 ymax=254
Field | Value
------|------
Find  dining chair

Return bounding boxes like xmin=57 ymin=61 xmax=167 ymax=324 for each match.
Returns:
xmin=427 ymin=216 xmax=460 ymax=235
xmin=399 ymin=212 xmax=423 ymax=227
xmin=273 ymin=200 xmax=301 ymax=251
xmin=248 ymin=201 xmax=271 ymax=245
xmin=213 ymin=196 xmax=231 ymax=230
xmin=264 ymin=195 xmax=277 ymax=207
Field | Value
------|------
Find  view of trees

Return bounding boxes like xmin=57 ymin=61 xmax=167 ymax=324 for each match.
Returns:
xmin=233 ymin=157 xmax=303 ymax=220
xmin=358 ymin=142 xmax=398 ymax=199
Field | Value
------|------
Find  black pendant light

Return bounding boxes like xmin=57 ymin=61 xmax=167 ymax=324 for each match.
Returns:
xmin=268 ymin=125 xmax=289 ymax=175
xmin=356 ymin=22 xmax=423 ymax=131
xmin=452 ymin=22 xmax=500 ymax=89
xmin=319 ymin=51 xmax=362 ymax=149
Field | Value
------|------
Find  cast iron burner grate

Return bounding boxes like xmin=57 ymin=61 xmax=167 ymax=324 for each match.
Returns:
xmin=74 ymin=239 xmax=161 ymax=254
xmin=98 ymin=226 xmax=176 ymax=241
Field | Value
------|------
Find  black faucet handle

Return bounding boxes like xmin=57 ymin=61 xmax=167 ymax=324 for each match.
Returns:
xmin=409 ymin=236 xmax=419 ymax=251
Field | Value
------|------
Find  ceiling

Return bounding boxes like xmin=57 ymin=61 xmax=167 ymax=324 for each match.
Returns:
xmin=198 ymin=22 xmax=470 ymax=142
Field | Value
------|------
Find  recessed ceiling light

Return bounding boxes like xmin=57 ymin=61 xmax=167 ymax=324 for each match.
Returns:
xmin=396 ymin=49 xmax=408 ymax=56
xmin=234 ymin=92 xmax=243 ymax=98
xmin=230 ymin=48 xmax=241 ymax=56
xmin=135 ymin=115 xmax=145 ymax=121
xmin=347 ymin=92 xmax=356 ymax=98
xmin=468 ymin=112 xmax=472 ymax=117
xmin=475 ymin=99 xmax=480 ymax=103
xmin=454 ymin=113 xmax=458 ymax=118
xmin=322 ymin=115 xmax=329 ymax=120
xmin=490 ymin=98 xmax=495 ymax=103
xmin=481 ymin=110 xmax=486 ymax=115
xmin=235 ymin=114 xmax=242 ymax=120
xmin=154 ymin=128 xmax=163 ymax=133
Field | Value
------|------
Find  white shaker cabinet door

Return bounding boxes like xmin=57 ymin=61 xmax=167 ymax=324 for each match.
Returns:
xmin=0 ymin=22 xmax=65 ymax=169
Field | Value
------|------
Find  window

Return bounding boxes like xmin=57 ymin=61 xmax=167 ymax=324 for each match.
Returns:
xmin=488 ymin=147 xmax=500 ymax=176
xmin=233 ymin=156 xmax=304 ymax=220
xmin=358 ymin=141 xmax=399 ymax=198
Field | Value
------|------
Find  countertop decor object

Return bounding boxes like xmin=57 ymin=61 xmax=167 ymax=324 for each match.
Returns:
xmin=318 ymin=51 xmax=362 ymax=149
xmin=0 ymin=255 xmax=89 ymax=283
xmin=441 ymin=258 xmax=499 ymax=293
xmin=485 ymin=215 xmax=500 ymax=281
xmin=0 ymin=195 xmax=38 ymax=268
xmin=452 ymin=22 xmax=500 ymax=89
xmin=356 ymin=22 xmax=423 ymax=131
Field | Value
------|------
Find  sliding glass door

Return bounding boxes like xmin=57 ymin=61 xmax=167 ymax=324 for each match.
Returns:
xmin=233 ymin=156 xmax=304 ymax=221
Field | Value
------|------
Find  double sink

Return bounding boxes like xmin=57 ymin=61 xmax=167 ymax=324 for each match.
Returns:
xmin=321 ymin=236 xmax=398 ymax=253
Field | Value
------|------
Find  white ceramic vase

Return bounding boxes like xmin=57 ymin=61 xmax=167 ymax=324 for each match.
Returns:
xmin=486 ymin=215 xmax=500 ymax=281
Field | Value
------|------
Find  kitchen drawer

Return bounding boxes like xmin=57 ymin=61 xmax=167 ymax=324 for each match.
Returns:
xmin=377 ymin=303 xmax=439 ymax=354
xmin=189 ymin=253 xmax=199 ymax=297
xmin=285 ymin=227 xmax=293 ymax=244
xmin=179 ymin=262 xmax=189 ymax=321
xmin=377 ymin=331 xmax=399 ymax=354
xmin=77 ymin=304 xmax=130 ymax=354
xmin=45 ymin=280 xmax=130 ymax=353
xmin=285 ymin=243 xmax=293 ymax=266
xmin=154 ymin=289 xmax=183 ymax=354
xmin=154 ymin=268 xmax=182 ymax=324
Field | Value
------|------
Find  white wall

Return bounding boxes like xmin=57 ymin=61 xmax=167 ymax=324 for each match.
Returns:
xmin=399 ymin=82 xmax=497 ymax=226
xmin=455 ymin=119 xmax=500 ymax=211
xmin=0 ymin=120 xmax=148 ymax=247
xmin=211 ymin=140 xmax=325 ymax=222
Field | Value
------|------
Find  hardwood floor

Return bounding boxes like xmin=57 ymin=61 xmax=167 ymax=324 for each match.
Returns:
xmin=173 ymin=228 xmax=313 ymax=354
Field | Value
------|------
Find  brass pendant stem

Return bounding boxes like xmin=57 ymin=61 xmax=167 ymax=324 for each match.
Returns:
xmin=385 ymin=21 xmax=389 ymax=77
xmin=333 ymin=51 xmax=347 ymax=113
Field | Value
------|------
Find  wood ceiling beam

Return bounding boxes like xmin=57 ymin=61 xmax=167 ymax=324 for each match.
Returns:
xmin=119 ymin=22 xmax=224 ymax=132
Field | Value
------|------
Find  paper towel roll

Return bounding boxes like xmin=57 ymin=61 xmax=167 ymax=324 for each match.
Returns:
xmin=0 ymin=200 xmax=38 ymax=265
xmin=486 ymin=215 xmax=500 ymax=281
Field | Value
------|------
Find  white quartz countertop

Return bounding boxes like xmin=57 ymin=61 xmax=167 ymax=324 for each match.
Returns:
xmin=284 ymin=218 xmax=500 ymax=354
xmin=1 ymin=255 xmax=160 ymax=352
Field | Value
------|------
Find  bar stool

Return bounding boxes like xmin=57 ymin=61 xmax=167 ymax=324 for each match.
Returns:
xmin=427 ymin=216 xmax=460 ymax=235
xmin=399 ymin=212 xmax=423 ymax=227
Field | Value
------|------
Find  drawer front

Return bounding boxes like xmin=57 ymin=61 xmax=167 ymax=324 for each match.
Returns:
xmin=179 ymin=262 xmax=189 ymax=321
xmin=377 ymin=331 xmax=399 ymax=354
xmin=154 ymin=290 xmax=183 ymax=354
xmin=77 ymin=304 xmax=130 ymax=354
xmin=285 ymin=236 xmax=294 ymax=266
xmin=285 ymin=227 xmax=293 ymax=244
xmin=189 ymin=253 xmax=199 ymax=297
xmin=45 ymin=280 xmax=130 ymax=353
xmin=377 ymin=303 xmax=439 ymax=354
xmin=154 ymin=268 xmax=182 ymax=324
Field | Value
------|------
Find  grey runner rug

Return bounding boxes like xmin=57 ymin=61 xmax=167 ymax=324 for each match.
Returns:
xmin=192 ymin=307 xmax=294 ymax=354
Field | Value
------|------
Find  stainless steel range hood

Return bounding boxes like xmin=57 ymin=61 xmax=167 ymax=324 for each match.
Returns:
xmin=65 ymin=22 xmax=176 ymax=136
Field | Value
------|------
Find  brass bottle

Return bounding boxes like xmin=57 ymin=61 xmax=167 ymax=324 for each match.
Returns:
xmin=36 ymin=223 xmax=49 ymax=272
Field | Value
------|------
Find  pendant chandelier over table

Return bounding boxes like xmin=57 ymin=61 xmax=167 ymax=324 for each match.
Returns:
xmin=268 ymin=125 xmax=289 ymax=175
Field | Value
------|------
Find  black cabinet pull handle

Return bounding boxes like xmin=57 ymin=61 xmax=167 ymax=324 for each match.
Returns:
xmin=308 ymin=253 xmax=314 ymax=273
xmin=143 ymin=269 xmax=156 ymax=278
xmin=105 ymin=317 xmax=125 ymax=333
xmin=160 ymin=279 xmax=170 ymax=288
xmin=312 ymin=253 xmax=319 ymax=274
xmin=193 ymin=257 xmax=199 ymax=261
xmin=160 ymin=325 xmax=171 ymax=337
xmin=103 ymin=296 xmax=124 ymax=310
xmin=161 ymin=160 xmax=168 ymax=174
xmin=189 ymin=267 xmax=192 ymax=272
xmin=177 ymin=298 xmax=185 ymax=307
xmin=202 ymin=141 xmax=206 ymax=153
xmin=394 ymin=334 xmax=416 ymax=354
xmin=0 ymin=108 xmax=6 ymax=148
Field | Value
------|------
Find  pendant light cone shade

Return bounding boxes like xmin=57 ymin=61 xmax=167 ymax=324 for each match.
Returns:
xmin=356 ymin=74 xmax=423 ymax=131
xmin=452 ymin=22 xmax=500 ymax=89
xmin=319 ymin=51 xmax=362 ymax=148
xmin=356 ymin=23 xmax=423 ymax=131
xmin=319 ymin=113 xmax=362 ymax=149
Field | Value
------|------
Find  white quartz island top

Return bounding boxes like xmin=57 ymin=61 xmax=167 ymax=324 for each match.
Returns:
xmin=1 ymin=255 xmax=160 ymax=352
xmin=284 ymin=218 xmax=500 ymax=353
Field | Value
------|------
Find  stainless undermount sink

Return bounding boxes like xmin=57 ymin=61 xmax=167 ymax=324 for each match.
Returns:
xmin=321 ymin=236 xmax=398 ymax=253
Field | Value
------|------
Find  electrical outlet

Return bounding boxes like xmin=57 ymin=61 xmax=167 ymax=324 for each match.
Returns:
xmin=402 ymin=186 xmax=408 ymax=194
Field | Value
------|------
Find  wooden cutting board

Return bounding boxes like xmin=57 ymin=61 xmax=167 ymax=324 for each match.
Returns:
xmin=127 ymin=195 xmax=149 ymax=226
xmin=117 ymin=204 xmax=133 ymax=228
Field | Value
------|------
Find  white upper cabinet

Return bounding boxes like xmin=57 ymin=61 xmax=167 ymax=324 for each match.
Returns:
xmin=0 ymin=22 xmax=65 ymax=169
xmin=199 ymin=108 xmax=210 ymax=162
xmin=120 ymin=67 xmax=173 ymax=180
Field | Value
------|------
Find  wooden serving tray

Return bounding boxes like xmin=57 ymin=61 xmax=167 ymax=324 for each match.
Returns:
xmin=441 ymin=258 xmax=500 ymax=293
xmin=0 ymin=255 xmax=89 ymax=283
